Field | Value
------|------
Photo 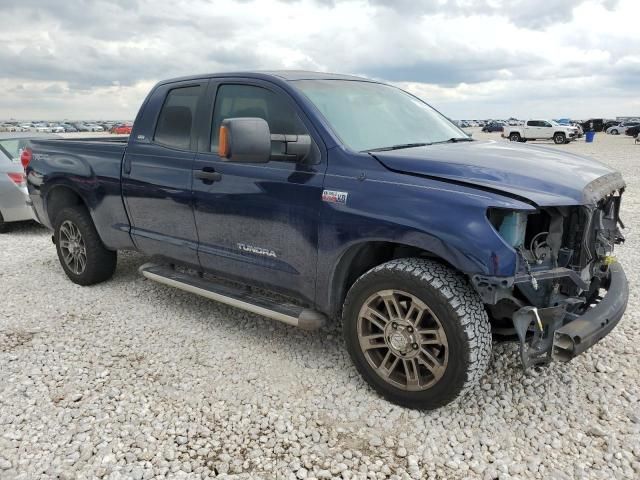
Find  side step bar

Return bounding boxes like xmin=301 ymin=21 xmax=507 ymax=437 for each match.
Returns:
xmin=139 ymin=263 xmax=327 ymax=330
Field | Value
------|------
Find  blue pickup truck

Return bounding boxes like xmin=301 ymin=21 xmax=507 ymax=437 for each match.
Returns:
xmin=25 ymin=71 xmax=628 ymax=409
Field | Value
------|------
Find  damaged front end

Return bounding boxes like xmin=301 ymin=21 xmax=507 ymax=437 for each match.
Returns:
xmin=473 ymin=173 xmax=628 ymax=369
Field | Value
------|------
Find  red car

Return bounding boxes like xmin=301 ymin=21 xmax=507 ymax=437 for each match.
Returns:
xmin=110 ymin=124 xmax=132 ymax=135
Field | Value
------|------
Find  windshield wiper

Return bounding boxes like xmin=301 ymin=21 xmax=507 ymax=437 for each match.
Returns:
xmin=430 ymin=137 xmax=474 ymax=145
xmin=364 ymin=142 xmax=431 ymax=152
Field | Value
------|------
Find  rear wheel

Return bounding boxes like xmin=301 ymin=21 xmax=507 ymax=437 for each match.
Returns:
xmin=0 ymin=212 xmax=10 ymax=233
xmin=509 ymin=133 xmax=521 ymax=142
xmin=342 ymin=258 xmax=492 ymax=409
xmin=54 ymin=206 xmax=117 ymax=285
xmin=553 ymin=133 xmax=566 ymax=144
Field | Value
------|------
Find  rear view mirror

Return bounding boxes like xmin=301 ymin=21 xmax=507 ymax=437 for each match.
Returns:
xmin=218 ymin=117 xmax=314 ymax=164
xmin=218 ymin=117 xmax=271 ymax=163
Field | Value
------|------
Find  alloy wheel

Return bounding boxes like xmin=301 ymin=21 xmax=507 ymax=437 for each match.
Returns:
xmin=59 ymin=220 xmax=87 ymax=275
xmin=357 ymin=289 xmax=449 ymax=391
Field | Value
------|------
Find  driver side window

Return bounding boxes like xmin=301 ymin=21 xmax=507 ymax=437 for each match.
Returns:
xmin=211 ymin=84 xmax=307 ymax=151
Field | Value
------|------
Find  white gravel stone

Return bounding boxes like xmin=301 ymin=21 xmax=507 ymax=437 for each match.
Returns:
xmin=0 ymin=131 xmax=638 ymax=479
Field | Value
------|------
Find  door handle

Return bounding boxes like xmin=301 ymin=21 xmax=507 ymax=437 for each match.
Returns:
xmin=194 ymin=168 xmax=222 ymax=184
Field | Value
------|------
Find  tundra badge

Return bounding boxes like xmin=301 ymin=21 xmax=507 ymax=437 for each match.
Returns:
xmin=237 ymin=243 xmax=277 ymax=258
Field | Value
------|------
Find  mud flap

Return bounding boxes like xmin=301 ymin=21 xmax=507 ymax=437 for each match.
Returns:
xmin=513 ymin=306 xmax=566 ymax=369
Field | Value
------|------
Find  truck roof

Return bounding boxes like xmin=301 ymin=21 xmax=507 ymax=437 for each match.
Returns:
xmin=156 ymin=70 xmax=377 ymax=86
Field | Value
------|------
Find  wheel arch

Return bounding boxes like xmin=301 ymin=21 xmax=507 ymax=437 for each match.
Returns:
xmin=45 ymin=184 xmax=88 ymax=226
xmin=327 ymin=240 xmax=461 ymax=318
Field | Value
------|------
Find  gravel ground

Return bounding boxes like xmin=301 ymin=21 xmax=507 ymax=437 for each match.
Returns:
xmin=1 ymin=131 xmax=638 ymax=480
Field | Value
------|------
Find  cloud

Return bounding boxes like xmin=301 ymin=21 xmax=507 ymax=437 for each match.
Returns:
xmin=339 ymin=0 xmax=621 ymax=29
xmin=0 ymin=0 xmax=636 ymax=120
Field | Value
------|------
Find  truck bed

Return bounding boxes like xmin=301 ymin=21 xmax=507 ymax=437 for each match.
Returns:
xmin=27 ymin=137 xmax=134 ymax=251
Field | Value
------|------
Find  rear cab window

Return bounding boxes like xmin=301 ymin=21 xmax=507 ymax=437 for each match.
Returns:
xmin=153 ymin=85 xmax=204 ymax=150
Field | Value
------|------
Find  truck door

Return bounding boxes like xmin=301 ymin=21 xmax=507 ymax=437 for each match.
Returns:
xmin=191 ymin=80 xmax=326 ymax=304
xmin=122 ymin=81 xmax=207 ymax=266
xmin=540 ymin=120 xmax=554 ymax=138
xmin=525 ymin=120 xmax=539 ymax=139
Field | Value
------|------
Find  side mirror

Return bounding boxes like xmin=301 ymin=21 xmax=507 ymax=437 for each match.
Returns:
xmin=218 ymin=117 xmax=271 ymax=163
xmin=218 ymin=117 xmax=314 ymax=164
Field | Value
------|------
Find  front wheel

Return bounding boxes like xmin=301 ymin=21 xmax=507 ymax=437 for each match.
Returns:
xmin=54 ymin=206 xmax=117 ymax=285
xmin=610 ymin=129 xmax=618 ymax=135
xmin=553 ymin=133 xmax=566 ymax=144
xmin=342 ymin=258 xmax=492 ymax=409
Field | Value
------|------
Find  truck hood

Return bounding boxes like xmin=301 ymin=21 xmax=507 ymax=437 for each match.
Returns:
xmin=372 ymin=140 xmax=624 ymax=206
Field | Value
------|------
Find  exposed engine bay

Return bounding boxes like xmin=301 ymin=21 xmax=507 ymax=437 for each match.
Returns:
xmin=474 ymin=177 xmax=627 ymax=368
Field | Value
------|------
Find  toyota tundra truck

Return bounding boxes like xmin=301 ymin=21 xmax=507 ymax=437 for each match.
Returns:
xmin=24 ymin=71 xmax=628 ymax=409
xmin=503 ymin=119 xmax=580 ymax=144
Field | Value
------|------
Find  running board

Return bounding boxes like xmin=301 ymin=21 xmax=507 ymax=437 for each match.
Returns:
xmin=139 ymin=263 xmax=326 ymax=330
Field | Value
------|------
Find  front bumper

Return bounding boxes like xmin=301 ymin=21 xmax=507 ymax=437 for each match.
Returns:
xmin=512 ymin=262 xmax=628 ymax=368
xmin=552 ymin=262 xmax=628 ymax=361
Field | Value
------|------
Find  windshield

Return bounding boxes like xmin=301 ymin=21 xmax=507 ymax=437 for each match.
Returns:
xmin=293 ymin=79 xmax=468 ymax=152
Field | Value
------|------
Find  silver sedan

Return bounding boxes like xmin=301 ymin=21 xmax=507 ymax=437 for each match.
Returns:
xmin=0 ymin=133 xmax=59 ymax=232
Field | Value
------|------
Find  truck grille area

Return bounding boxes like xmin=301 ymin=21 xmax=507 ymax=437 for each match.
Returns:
xmin=513 ymin=189 xmax=625 ymax=310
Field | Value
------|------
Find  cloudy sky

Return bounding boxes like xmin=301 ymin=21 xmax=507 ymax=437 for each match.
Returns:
xmin=1 ymin=0 xmax=637 ymax=120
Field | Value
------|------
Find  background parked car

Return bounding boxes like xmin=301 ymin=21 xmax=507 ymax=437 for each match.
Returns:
xmin=581 ymin=118 xmax=605 ymax=132
xmin=607 ymin=122 xmax=640 ymax=135
xmin=110 ymin=123 xmax=133 ymax=135
xmin=72 ymin=123 xmax=91 ymax=132
xmin=482 ymin=122 xmax=505 ymax=132
xmin=554 ymin=119 xmax=584 ymax=138
xmin=0 ymin=132 xmax=59 ymax=231
xmin=603 ymin=120 xmax=620 ymax=131
xmin=625 ymin=125 xmax=640 ymax=137
xmin=503 ymin=119 xmax=578 ymax=144
xmin=85 ymin=123 xmax=104 ymax=132
xmin=33 ymin=123 xmax=52 ymax=133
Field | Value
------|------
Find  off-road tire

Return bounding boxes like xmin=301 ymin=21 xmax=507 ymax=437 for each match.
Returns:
xmin=553 ymin=132 xmax=566 ymax=144
xmin=0 ymin=212 xmax=10 ymax=233
xmin=342 ymin=258 xmax=492 ymax=409
xmin=509 ymin=133 xmax=521 ymax=142
xmin=54 ymin=206 xmax=117 ymax=285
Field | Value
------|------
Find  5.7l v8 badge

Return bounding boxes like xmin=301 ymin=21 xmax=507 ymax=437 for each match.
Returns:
xmin=322 ymin=190 xmax=348 ymax=205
